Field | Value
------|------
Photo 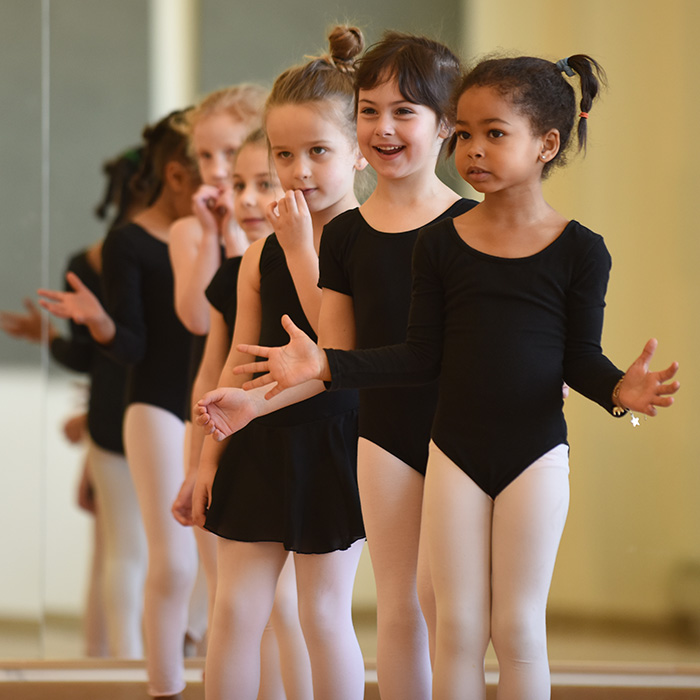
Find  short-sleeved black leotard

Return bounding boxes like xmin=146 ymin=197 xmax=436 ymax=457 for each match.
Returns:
xmin=326 ymin=219 xmax=624 ymax=498
xmin=100 ymin=223 xmax=193 ymax=421
xmin=318 ymin=199 xmax=478 ymax=474
xmin=50 ymin=250 xmax=127 ymax=454
xmin=205 ymin=255 xmax=243 ymax=340
xmin=205 ymin=235 xmax=365 ymax=554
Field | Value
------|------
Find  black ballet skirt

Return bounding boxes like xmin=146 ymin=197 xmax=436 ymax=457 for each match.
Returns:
xmin=204 ymin=235 xmax=365 ymax=554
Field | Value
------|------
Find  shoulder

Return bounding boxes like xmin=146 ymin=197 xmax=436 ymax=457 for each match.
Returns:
xmin=321 ymin=208 xmax=362 ymax=244
xmin=169 ymin=216 xmax=202 ymax=247
xmin=564 ymin=220 xmax=610 ymax=259
xmin=446 ymin=197 xmax=480 ymax=218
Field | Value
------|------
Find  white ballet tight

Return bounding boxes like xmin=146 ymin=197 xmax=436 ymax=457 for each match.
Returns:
xmin=87 ymin=440 xmax=147 ymax=657
xmin=357 ymin=438 xmax=432 ymax=700
xmin=124 ymin=403 xmax=199 ymax=697
xmin=205 ymin=538 xmax=365 ymax=700
xmin=424 ymin=442 xmax=570 ymax=700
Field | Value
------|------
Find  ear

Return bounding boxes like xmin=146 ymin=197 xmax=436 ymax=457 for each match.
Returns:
xmin=437 ymin=119 xmax=452 ymax=141
xmin=353 ymin=146 xmax=368 ymax=172
xmin=539 ymin=128 xmax=561 ymax=164
xmin=164 ymin=160 xmax=191 ymax=193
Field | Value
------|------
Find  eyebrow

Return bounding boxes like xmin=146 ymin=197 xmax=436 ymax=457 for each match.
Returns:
xmin=357 ymin=98 xmax=413 ymax=106
xmin=456 ymin=117 xmax=511 ymax=127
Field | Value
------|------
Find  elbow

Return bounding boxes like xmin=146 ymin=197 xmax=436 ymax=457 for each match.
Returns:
xmin=175 ymin=301 xmax=210 ymax=336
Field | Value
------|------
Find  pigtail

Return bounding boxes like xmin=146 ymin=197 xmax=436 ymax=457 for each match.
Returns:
xmin=557 ymin=55 xmax=607 ymax=152
xmin=132 ymin=109 xmax=193 ymax=206
xmin=94 ymin=146 xmax=144 ymax=229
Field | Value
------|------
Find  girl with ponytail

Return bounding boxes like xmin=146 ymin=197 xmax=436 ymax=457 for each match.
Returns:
xmin=207 ymin=54 xmax=680 ymax=699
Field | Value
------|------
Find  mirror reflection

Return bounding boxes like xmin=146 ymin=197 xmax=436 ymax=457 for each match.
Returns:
xmin=1 ymin=0 xmax=697 ymax=687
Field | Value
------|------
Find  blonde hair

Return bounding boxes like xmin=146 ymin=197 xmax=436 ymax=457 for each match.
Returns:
xmin=188 ymin=84 xmax=268 ymax=135
xmin=265 ymin=25 xmax=365 ymax=139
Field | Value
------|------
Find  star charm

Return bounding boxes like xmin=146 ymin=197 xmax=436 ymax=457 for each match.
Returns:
xmin=631 ymin=415 xmax=640 ymax=428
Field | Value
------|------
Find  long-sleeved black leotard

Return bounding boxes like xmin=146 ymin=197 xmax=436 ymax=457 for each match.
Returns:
xmin=326 ymin=219 xmax=624 ymax=498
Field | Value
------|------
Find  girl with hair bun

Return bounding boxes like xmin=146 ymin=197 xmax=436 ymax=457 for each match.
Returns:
xmin=198 ymin=31 xmax=479 ymax=700
xmin=193 ymin=26 xmax=367 ymax=700
xmin=208 ymin=54 xmax=679 ymax=699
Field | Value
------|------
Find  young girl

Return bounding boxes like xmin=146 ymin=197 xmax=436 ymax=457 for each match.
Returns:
xmin=3 ymin=147 xmax=148 ymax=659
xmin=39 ymin=110 xmax=201 ymax=699
xmin=204 ymin=55 xmax=680 ymax=699
xmin=169 ymin=84 xmax=267 ymax=652
xmin=181 ymin=129 xmax=313 ymax=700
xmin=198 ymin=31 xmax=478 ymax=700
xmin=192 ymin=26 xmax=367 ymax=700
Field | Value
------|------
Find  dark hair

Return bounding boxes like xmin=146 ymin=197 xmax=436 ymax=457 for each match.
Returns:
xmin=355 ymin=32 xmax=462 ymax=126
xmin=265 ymin=25 xmax=365 ymax=139
xmin=94 ymin=146 xmax=144 ymax=229
xmin=452 ymin=54 xmax=606 ymax=175
xmin=131 ymin=108 xmax=196 ymax=205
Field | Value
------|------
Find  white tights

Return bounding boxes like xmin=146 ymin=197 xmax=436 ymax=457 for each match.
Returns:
xmin=424 ymin=442 xmax=570 ymax=700
xmin=124 ymin=404 xmax=199 ymax=697
xmin=205 ymin=538 xmax=365 ymax=700
xmin=87 ymin=440 xmax=147 ymax=657
xmin=357 ymin=438 xmax=432 ymax=700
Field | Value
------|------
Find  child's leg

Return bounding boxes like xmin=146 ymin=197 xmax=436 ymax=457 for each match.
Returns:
xmin=294 ymin=539 xmax=365 ymax=700
xmin=423 ymin=442 xmax=493 ymax=700
xmin=88 ymin=440 xmax=147 ymax=658
xmin=124 ymin=404 xmax=199 ymax=697
xmin=357 ymin=438 xmax=431 ymax=700
xmin=270 ymin=554 xmax=313 ymax=700
xmin=205 ymin=539 xmax=288 ymax=700
xmin=491 ymin=445 xmax=570 ymax=700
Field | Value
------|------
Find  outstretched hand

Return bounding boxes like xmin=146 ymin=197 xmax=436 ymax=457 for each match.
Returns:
xmin=1 ymin=297 xmax=56 ymax=343
xmin=618 ymin=338 xmax=679 ymax=416
xmin=38 ymin=272 xmax=115 ymax=344
xmin=195 ymin=386 xmax=260 ymax=441
xmin=234 ymin=314 xmax=328 ymax=398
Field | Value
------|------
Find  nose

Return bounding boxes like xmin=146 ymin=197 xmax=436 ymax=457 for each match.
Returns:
xmin=293 ymin=157 xmax=311 ymax=181
xmin=467 ymin=139 xmax=484 ymax=158
xmin=374 ymin=113 xmax=394 ymax=137
xmin=238 ymin=184 xmax=255 ymax=206
xmin=212 ymin=153 xmax=230 ymax=181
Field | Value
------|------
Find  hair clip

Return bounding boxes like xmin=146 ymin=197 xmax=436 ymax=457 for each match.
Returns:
xmin=555 ymin=57 xmax=575 ymax=77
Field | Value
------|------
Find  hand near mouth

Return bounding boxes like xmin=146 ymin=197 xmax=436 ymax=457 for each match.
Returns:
xmin=267 ymin=189 xmax=314 ymax=255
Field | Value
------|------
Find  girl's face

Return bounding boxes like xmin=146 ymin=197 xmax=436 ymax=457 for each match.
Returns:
xmin=453 ymin=86 xmax=555 ymax=195
xmin=356 ymin=78 xmax=449 ymax=182
xmin=192 ymin=112 xmax=251 ymax=186
xmin=265 ymin=102 xmax=362 ymax=222
xmin=232 ymin=142 xmax=283 ymax=242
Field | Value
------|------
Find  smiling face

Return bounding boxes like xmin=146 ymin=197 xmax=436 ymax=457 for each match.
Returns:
xmin=265 ymin=101 xmax=362 ymax=223
xmin=356 ymin=78 xmax=449 ymax=182
xmin=453 ymin=86 xmax=558 ymax=195
xmin=191 ymin=112 xmax=251 ymax=187
xmin=232 ymin=142 xmax=282 ymax=242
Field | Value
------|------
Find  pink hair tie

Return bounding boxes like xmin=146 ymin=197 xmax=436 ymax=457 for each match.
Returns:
xmin=579 ymin=112 xmax=589 ymax=119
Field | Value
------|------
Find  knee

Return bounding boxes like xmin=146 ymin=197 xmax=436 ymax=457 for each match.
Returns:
xmin=270 ymin=584 xmax=301 ymax=634
xmin=491 ymin=608 xmax=547 ymax=664
xmin=436 ymin=605 xmax=490 ymax=660
xmin=297 ymin=594 xmax=348 ymax=647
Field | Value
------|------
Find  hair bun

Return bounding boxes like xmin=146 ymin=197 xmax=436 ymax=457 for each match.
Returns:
xmin=328 ymin=25 xmax=364 ymax=71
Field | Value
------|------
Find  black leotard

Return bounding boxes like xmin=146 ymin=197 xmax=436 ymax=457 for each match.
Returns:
xmin=205 ymin=235 xmax=365 ymax=553
xmin=50 ymin=250 xmax=126 ymax=454
xmin=318 ymin=199 xmax=478 ymax=474
xmin=100 ymin=223 xmax=193 ymax=421
xmin=326 ymin=219 xmax=624 ymax=498
xmin=205 ymin=255 xmax=243 ymax=340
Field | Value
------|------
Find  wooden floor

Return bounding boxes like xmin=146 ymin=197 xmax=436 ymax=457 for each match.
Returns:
xmin=2 ymin=659 xmax=700 ymax=699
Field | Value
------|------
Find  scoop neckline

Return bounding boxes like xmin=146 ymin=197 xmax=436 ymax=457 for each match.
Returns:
xmin=448 ymin=219 xmax=575 ymax=262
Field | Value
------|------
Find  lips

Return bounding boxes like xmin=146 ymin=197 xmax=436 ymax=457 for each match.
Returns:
xmin=374 ymin=145 xmax=405 ymax=157
xmin=299 ymin=188 xmax=318 ymax=198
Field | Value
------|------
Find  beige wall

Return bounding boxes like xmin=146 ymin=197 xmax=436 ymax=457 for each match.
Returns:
xmin=463 ymin=0 xmax=700 ymax=621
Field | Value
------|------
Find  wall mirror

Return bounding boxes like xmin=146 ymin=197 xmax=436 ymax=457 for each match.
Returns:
xmin=1 ymin=0 xmax=697 ymax=670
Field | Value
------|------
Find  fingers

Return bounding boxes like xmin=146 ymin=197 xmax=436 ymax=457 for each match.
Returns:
xmin=65 ymin=271 xmax=87 ymax=292
xmin=236 ymin=343 xmax=270 ymax=359
xmin=240 ymin=373 xmax=275 ymax=389
xmin=636 ymin=337 xmax=658 ymax=370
